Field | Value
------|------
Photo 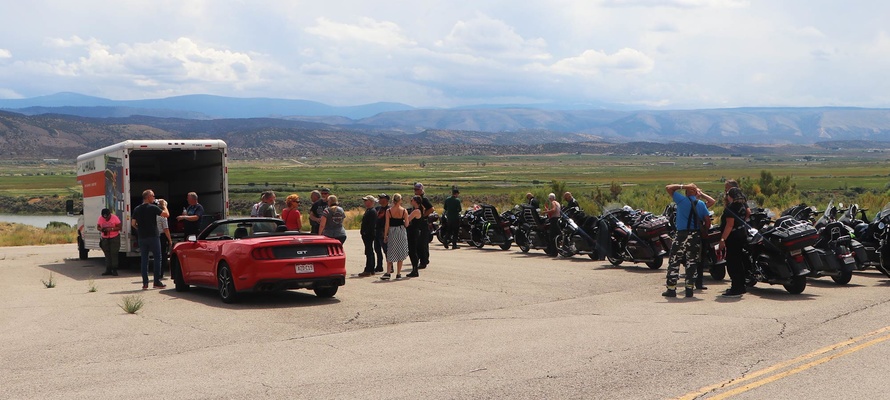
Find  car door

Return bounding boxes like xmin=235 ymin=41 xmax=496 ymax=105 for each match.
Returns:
xmin=188 ymin=223 xmax=233 ymax=285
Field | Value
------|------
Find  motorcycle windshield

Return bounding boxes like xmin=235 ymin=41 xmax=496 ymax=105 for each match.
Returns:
xmin=876 ymin=203 xmax=890 ymax=222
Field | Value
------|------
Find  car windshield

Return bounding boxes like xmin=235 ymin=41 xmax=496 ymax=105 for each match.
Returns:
xmin=203 ymin=220 xmax=281 ymax=240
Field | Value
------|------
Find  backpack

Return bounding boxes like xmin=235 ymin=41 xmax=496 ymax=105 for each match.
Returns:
xmin=249 ymin=202 xmax=262 ymax=217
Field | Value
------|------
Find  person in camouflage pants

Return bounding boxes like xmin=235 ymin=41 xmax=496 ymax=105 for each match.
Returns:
xmin=663 ymin=183 xmax=711 ymax=298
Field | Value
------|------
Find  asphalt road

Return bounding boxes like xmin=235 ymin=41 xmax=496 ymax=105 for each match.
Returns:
xmin=3 ymin=232 xmax=890 ymax=399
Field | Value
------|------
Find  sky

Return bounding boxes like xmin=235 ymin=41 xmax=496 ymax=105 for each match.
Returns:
xmin=1 ymin=0 xmax=888 ymax=109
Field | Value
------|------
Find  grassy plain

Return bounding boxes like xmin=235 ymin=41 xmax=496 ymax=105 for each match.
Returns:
xmin=2 ymin=151 xmax=889 ymax=228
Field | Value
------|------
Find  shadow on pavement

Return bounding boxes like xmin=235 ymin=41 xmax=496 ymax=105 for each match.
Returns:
xmin=40 ymin=258 xmax=106 ymax=281
xmin=157 ymin=285 xmax=341 ymax=309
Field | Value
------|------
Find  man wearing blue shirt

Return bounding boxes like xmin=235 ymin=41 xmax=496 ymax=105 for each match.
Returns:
xmin=663 ymin=183 xmax=711 ymax=298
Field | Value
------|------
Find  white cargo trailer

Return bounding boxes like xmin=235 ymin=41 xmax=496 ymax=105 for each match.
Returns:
xmin=71 ymin=140 xmax=228 ymax=259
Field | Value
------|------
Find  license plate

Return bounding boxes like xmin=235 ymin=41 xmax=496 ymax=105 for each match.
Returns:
xmin=295 ymin=264 xmax=314 ymax=274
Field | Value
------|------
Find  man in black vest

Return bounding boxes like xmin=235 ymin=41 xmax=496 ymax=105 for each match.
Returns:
xmin=413 ymin=183 xmax=434 ymax=269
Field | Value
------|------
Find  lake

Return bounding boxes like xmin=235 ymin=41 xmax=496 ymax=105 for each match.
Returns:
xmin=0 ymin=214 xmax=80 ymax=228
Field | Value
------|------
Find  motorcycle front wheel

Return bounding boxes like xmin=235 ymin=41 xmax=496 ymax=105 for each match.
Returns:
xmin=831 ymin=269 xmax=852 ymax=285
xmin=436 ymin=228 xmax=446 ymax=244
xmin=555 ymin=235 xmax=574 ymax=258
xmin=517 ymin=231 xmax=530 ymax=253
xmin=607 ymin=256 xmax=623 ymax=266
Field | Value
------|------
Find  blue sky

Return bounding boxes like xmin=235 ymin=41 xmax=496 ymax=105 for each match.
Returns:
xmin=1 ymin=0 xmax=888 ymax=109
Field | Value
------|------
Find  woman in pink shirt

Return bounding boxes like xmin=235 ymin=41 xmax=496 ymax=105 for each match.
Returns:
xmin=97 ymin=208 xmax=121 ymax=276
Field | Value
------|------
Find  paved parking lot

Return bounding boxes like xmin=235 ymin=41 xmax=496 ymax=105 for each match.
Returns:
xmin=3 ymin=234 xmax=890 ymax=399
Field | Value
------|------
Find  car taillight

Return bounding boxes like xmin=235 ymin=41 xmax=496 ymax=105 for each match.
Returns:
xmin=252 ymin=247 xmax=275 ymax=260
xmin=328 ymin=244 xmax=344 ymax=256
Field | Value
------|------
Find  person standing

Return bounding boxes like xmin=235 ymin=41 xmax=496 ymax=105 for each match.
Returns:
xmin=413 ymin=183 xmax=434 ymax=269
xmin=308 ymin=190 xmax=322 ymax=233
xmin=405 ymin=196 xmax=425 ymax=276
xmin=309 ymin=188 xmax=330 ymax=233
xmin=383 ymin=193 xmax=410 ymax=280
xmin=663 ymin=183 xmax=711 ymax=298
xmin=157 ymin=199 xmax=173 ymax=279
xmin=281 ymin=194 xmax=303 ymax=231
xmin=176 ymin=192 xmax=204 ymax=237
xmin=132 ymin=189 xmax=170 ymax=289
xmin=257 ymin=191 xmax=278 ymax=218
xmin=319 ymin=195 xmax=347 ymax=244
xmin=443 ymin=187 xmax=462 ymax=249
xmin=359 ymin=195 xmax=378 ymax=277
xmin=543 ymin=193 xmax=561 ymax=255
xmin=720 ymin=187 xmax=750 ymax=297
xmin=693 ymin=188 xmax=717 ymax=291
xmin=563 ymin=192 xmax=579 ymax=210
xmin=97 ymin=208 xmax=121 ymax=276
xmin=373 ymin=193 xmax=390 ymax=272
xmin=526 ymin=193 xmax=540 ymax=210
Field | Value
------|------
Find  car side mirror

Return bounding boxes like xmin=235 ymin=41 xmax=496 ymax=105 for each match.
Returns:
xmin=187 ymin=235 xmax=197 ymax=242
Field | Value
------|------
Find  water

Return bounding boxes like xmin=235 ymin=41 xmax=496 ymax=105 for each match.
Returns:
xmin=0 ymin=214 xmax=80 ymax=228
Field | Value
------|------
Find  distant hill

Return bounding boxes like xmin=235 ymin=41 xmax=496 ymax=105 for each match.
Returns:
xmin=2 ymin=93 xmax=890 ymax=145
xmin=0 ymin=92 xmax=415 ymax=119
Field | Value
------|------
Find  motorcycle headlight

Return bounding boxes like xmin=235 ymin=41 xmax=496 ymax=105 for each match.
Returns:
xmin=880 ymin=222 xmax=886 ymax=230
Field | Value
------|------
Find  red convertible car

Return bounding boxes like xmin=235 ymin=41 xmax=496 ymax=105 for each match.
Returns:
xmin=170 ymin=218 xmax=346 ymax=303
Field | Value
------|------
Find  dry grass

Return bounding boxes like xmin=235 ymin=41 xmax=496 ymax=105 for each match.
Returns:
xmin=0 ymin=222 xmax=77 ymax=247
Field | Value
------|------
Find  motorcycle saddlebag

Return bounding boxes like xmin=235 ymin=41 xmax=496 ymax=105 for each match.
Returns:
xmin=634 ymin=215 xmax=670 ymax=239
xmin=769 ymin=220 xmax=819 ymax=251
xmin=804 ymin=246 xmax=826 ymax=272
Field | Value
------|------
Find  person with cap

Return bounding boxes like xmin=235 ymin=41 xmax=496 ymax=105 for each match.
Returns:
xmin=526 ymin=192 xmax=540 ymax=210
xmin=358 ymin=195 xmax=378 ymax=277
xmin=309 ymin=188 xmax=330 ymax=234
xmin=443 ymin=187 xmax=462 ymax=249
xmin=413 ymin=183 xmax=434 ymax=269
xmin=373 ymin=193 xmax=390 ymax=272
xmin=307 ymin=190 xmax=322 ymax=234
xmin=97 ymin=207 xmax=122 ymax=276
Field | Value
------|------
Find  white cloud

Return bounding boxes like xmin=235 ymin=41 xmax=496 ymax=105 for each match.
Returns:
xmin=305 ymin=17 xmax=415 ymax=47
xmin=600 ymin=0 xmax=749 ymax=8
xmin=0 ymin=49 xmax=11 ymax=59
xmin=789 ymin=26 xmax=826 ymax=39
xmin=436 ymin=15 xmax=550 ymax=61
xmin=549 ymin=48 xmax=654 ymax=76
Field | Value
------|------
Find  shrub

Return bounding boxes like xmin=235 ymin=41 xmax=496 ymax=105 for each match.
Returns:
xmin=41 ymin=272 xmax=56 ymax=288
xmin=119 ymin=295 xmax=145 ymax=314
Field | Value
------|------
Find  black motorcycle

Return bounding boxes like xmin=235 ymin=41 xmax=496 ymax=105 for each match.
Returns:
xmin=469 ymin=204 xmax=515 ymax=250
xmin=783 ymin=203 xmax=857 ymax=285
xmin=838 ymin=203 xmax=890 ymax=278
xmin=743 ymin=215 xmax=817 ymax=294
xmin=597 ymin=206 xmax=672 ymax=269
xmin=515 ymin=204 xmax=558 ymax=256
xmin=437 ymin=207 xmax=482 ymax=247
xmin=428 ymin=211 xmax=441 ymax=243
xmin=555 ymin=206 xmax=600 ymax=259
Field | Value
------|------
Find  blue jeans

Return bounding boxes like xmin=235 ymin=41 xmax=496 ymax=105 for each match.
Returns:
xmin=139 ymin=236 xmax=163 ymax=285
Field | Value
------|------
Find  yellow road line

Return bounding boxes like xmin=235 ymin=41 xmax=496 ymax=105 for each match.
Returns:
xmin=709 ymin=332 xmax=890 ymax=400
xmin=675 ymin=325 xmax=890 ymax=400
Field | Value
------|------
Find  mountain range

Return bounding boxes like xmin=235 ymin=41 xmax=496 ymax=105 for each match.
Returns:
xmin=1 ymin=93 xmax=890 ymax=156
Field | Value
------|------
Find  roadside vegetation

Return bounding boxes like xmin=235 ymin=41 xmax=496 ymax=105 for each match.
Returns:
xmin=0 ymin=222 xmax=77 ymax=247
xmin=1 ymin=152 xmax=889 ymax=241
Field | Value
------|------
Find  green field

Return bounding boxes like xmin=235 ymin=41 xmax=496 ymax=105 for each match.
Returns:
xmin=3 ymin=153 xmax=889 ymax=218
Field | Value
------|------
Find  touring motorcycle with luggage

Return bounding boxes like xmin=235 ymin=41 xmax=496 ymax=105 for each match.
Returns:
xmin=554 ymin=206 xmax=600 ymax=259
xmin=837 ymin=203 xmax=890 ymax=277
xmin=437 ymin=207 xmax=482 ymax=247
xmin=782 ymin=203 xmax=857 ymax=284
xmin=741 ymin=213 xmax=818 ymax=294
xmin=596 ymin=206 xmax=672 ymax=269
xmin=515 ymin=204 xmax=558 ymax=256
xmin=469 ymin=204 xmax=516 ymax=250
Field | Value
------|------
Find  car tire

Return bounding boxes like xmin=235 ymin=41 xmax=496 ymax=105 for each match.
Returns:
xmin=314 ymin=286 xmax=338 ymax=298
xmin=171 ymin=256 xmax=190 ymax=292
xmin=217 ymin=262 xmax=238 ymax=303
